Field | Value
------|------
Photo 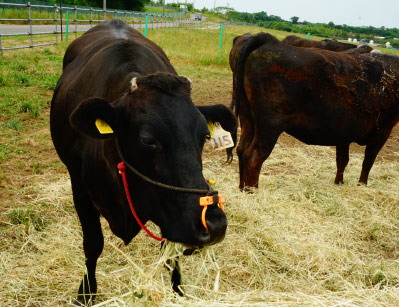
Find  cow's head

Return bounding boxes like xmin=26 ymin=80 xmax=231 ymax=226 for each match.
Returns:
xmin=70 ymin=72 xmax=227 ymax=247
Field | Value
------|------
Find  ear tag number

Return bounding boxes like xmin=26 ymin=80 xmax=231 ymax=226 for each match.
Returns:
xmin=95 ymin=119 xmax=113 ymax=134
xmin=210 ymin=122 xmax=234 ymax=150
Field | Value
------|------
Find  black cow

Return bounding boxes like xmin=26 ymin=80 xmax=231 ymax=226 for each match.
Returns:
xmin=50 ymin=20 xmax=236 ymax=304
xmin=281 ymin=35 xmax=374 ymax=54
xmin=281 ymin=35 xmax=357 ymax=51
xmin=230 ymin=32 xmax=399 ymax=190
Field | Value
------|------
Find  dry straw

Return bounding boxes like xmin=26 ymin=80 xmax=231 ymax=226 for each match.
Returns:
xmin=1 ymin=140 xmax=399 ymax=306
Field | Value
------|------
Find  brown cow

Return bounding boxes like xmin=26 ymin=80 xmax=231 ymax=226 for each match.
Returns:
xmin=230 ymin=32 xmax=399 ymax=189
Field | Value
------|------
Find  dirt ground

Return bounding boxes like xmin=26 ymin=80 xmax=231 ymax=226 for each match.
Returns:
xmin=278 ymin=125 xmax=399 ymax=162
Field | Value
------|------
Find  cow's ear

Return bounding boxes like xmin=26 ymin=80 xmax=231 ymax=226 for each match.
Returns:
xmin=197 ymin=104 xmax=237 ymax=134
xmin=70 ymin=97 xmax=119 ymax=139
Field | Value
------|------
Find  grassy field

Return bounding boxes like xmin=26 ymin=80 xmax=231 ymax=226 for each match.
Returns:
xmin=1 ymin=24 xmax=399 ymax=306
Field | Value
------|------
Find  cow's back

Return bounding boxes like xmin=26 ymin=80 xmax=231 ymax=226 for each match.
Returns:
xmin=234 ymin=33 xmax=399 ymax=145
xmin=63 ymin=20 xmax=169 ymax=70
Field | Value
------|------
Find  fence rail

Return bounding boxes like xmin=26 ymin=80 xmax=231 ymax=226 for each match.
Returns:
xmin=0 ymin=2 xmax=202 ymax=55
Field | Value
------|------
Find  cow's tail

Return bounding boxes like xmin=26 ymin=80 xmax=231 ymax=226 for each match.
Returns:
xmin=227 ymin=33 xmax=275 ymax=162
xmin=233 ymin=32 xmax=276 ymax=119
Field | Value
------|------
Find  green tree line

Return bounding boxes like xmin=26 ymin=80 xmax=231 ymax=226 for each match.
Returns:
xmin=222 ymin=10 xmax=399 ymax=47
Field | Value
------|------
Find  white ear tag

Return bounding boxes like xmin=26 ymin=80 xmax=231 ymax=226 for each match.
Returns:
xmin=95 ymin=119 xmax=113 ymax=134
xmin=210 ymin=122 xmax=234 ymax=150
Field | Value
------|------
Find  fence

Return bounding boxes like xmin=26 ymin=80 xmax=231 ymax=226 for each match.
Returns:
xmin=0 ymin=2 xmax=193 ymax=55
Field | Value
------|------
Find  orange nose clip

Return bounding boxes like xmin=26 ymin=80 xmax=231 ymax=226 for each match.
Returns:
xmin=199 ymin=195 xmax=225 ymax=230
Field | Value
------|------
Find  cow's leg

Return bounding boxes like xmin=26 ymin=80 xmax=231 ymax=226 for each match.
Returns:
xmin=240 ymin=132 xmax=280 ymax=190
xmin=161 ymin=241 xmax=184 ymax=296
xmin=71 ymin=179 xmax=104 ymax=305
xmin=237 ymin=123 xmax=255 ymax=190
xmin=170 ymin=257 xmax=183 ymax=296
xmin=359 ymin=131 xmax=391 ymax=185
xmin=244 ymin=135 xmax=279 ymax=188
xmin=334 ymin=144 xmax=350 ymax=184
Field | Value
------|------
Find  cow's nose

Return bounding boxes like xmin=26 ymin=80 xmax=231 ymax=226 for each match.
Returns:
xmin=202 ymin=207 xmax=227 ymax=245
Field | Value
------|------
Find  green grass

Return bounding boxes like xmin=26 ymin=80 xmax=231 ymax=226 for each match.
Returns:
xmin=3 ymin=118 xmax=22 ymax=130
xmin=8 ymin=207 xmax=48 ymax=231
xmin=144 ymin=6 xmax=177 ymax=14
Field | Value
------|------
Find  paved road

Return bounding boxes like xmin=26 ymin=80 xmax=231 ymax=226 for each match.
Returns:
xmin=0 ymin=24 xmax=94 ymax=35
xmin=0 ymin=19 xmax=201 ymax=36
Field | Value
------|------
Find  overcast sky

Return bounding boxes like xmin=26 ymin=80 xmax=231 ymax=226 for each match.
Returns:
xmin=166 ymin=0 xmax=399 ymax=29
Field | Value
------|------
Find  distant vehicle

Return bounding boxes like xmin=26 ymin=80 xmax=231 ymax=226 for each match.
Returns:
xmin=195 ymin=13 xmax=202 ymax=21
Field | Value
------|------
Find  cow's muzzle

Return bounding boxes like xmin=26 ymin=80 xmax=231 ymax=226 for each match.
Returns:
xmin=196 ymin=196 xmax=227 ymax=246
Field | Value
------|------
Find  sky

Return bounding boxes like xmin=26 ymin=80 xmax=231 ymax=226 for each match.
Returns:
xmin=166 ymin=0 xmax=399 ymax=29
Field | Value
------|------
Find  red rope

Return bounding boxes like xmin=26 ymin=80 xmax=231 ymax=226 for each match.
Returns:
xmin=117 ymin=162 xmax=164 ymax=242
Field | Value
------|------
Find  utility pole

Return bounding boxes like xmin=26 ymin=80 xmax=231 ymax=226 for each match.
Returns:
xmin=103 ymin=0 xmax=106 ymax=20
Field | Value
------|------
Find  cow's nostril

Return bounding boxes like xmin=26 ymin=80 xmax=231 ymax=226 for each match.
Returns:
xmin=202 ymin=211 xmax=227 ymax=245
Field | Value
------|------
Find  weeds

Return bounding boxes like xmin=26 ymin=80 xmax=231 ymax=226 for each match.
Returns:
xmin=4 ymin=119 xmax=22 ymax=130
xmin=0 ymin=143 xmax=24 ymax=161
xmin=19 ymin=102 xmax=39 ymax=117
xmin=8 ymin=207 xmax=47 ymax=232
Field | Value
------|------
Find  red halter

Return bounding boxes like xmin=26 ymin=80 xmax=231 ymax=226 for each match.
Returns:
xmin=118 ymin=162 xmax=164 ymax=241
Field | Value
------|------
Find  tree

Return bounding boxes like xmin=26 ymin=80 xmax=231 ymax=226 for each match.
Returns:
xmin=103 ymin=0 xmax=149 ymax=11
xmin=254 ymin=11 xmax=267 ymax=22
xmin=290 ymin=16 xmax=299 ymax=24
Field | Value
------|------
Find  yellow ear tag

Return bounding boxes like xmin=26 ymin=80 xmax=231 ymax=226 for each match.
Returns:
xmin=208 ymin=179 xmax=216 ymax=186
xmin=207 ymin=121 xmax=215 ymax=138
xmin=95 ymin=119 xmax=113 ymax=134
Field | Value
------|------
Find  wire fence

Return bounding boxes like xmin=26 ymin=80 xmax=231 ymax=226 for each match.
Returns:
xmin=0 ymin=2 xmax=212 ymax=55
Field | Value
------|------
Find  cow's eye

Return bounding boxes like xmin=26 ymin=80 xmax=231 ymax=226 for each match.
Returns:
xmin=140 ymin=135 xmax=156 ymax=150
xmin=205 ymin=134 xmax=211 ymax=141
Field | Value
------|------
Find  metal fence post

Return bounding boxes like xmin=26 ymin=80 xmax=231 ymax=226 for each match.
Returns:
xmin=218 ymin=23 xmax=224 ymax=63
xmin=144 ymin=15 xmax=149 ymax=37
xmin=0 ymin=35 xmax=3 ymax=56
xmin=54 ymin=4 xmax=58 ymax=44
xmin=27 ymin=2 xmax=34 ymax=48
xmin=74 ymin=6 xmax=77 ymax=38
xmin=90 ymin=8 xmax=93 ymax=28
xmin=66 ymin=10 xmax=69 ymax=41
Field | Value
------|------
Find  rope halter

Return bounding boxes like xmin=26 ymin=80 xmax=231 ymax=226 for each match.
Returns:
xmin=116 ymin=140 xmax=225 ymax=241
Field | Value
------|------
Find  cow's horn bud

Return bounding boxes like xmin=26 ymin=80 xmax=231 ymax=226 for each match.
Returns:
xmin=182 ymin=76 xmax=192 ymax=89
xmin=130 ymin=77 xmax=138 ymax=92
